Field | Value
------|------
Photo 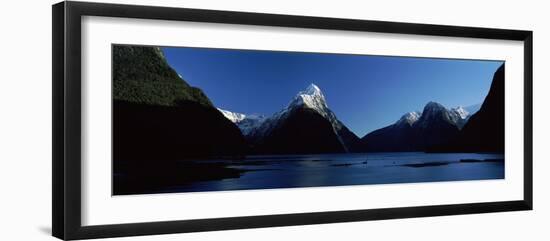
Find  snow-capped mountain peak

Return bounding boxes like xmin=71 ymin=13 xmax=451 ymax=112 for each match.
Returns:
xmin=217 ymin=108 xmax=266 ymax=135
xmin=303 ymin=83 xmax=323 ymax=96
xmin=247 ymin=83 xmax=355 ymax=152
xmin=414 ymin=102 xmax=472 ymax=129
xmin=414 ymin=101 xmax=455 ymax=129
xmin=417 ymin=102 xmax=444 ymax=121
xmin=396 ymin=112 xmax=421 ymax=126
xmin=289 ymin=83 xmax=328 ymax=113
xmin=287 ymin=84 xmax=342 ymax=128
xmin=423 ymin=101 xmax=446 ymax=113
xmin=451 ymin=106 xmax=469 ymax=119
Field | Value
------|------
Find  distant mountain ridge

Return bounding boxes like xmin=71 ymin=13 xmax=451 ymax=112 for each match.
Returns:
xmin=358 ymin=101 xmax=475 ymax=152
xmin=360 ymin=64 xmax=504 ymax=153
xmin=217 ymin=108 xmax=267 ymax=136
xmin=218 ymin=82 xmax=489 ymax=154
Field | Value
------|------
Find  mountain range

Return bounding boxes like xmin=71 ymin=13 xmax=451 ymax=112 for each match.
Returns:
xmin=113 ymin=45 xmax=503 ymax=158
xmin=358 ymin=102 xmax=468 ymax=152
xmin=218 ymin=83 xmax=490 ymax=153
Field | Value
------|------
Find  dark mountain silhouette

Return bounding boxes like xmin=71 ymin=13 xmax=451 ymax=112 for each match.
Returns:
xmin=358 ymin=112 xmax=421 ymax=152
xmin=252 ymin=108 xmax=348 ymax=154
xmin=245 ymin=84 xmax=359 ymax=154
xmin=415 ymin=102 xmax=461 ymax=149
xmin=429 ymin=64 xmax=505 ymax=152
xmin=359 ymin=102 xmax=460 ymax=152
xmin=112 ymin=45 xmax=247 ymax=162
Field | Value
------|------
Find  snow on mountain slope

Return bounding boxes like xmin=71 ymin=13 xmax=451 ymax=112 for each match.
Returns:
xmin=247 ymin=83 xmax=357 ymax=152
xmin=217 ymin=108 xmax=266 ymax=135
xmin=236 ymin=114 xmax=267 ymax=135
xmin=288 ymin=84 xmax=352 ymax=145
xmin=288 ymin=84 xmax=328 ymax=113
xmin=396 ymin=112 xmax=421 ymax=126
xmin=249 ymin=84 xmax=328 ymax=139
xmin=451 ymin=106 xmax=469 ymax=119
xmin=218 ymin=108 xmax=246 ymax=123
xmin=288 ymin=84 xmax=345 ymax=130
xmin=395 ymin=102 xmax=471 ymax=130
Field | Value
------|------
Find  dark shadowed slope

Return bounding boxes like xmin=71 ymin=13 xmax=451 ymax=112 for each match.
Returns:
xmin=414 ymin=102 xmax=461 ymax=149
xmin=252 ymin=108 xmax=347 ymax=154
xmin=246 ymin=84 xmax=358 ymax=154
xmin=112 ymin=45 xmax=247 ymax=161
xmin=427 ymin=64 xmax=505 ymax=153
xmin=452 ymin=64 xmax=505 ymax=152
xmin=358 ymin=112 xmax=421 ymax=152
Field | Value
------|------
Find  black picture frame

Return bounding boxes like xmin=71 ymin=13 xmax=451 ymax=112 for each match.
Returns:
xmin=52 ymin=1 xmax=533 ymax=240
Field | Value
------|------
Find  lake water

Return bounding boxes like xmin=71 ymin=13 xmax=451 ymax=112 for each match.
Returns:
xmin=161 ymin=152 xmax=504 ymax=193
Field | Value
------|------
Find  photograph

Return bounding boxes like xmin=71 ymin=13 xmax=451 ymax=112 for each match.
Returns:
xmin=112 ymin=44 xmax=505 ymax=195
xmin=0 ymin=0 xmax=540 ymax=240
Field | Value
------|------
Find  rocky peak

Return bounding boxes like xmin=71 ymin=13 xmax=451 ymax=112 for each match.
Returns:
xmin=396 ymin=112 xmax=421 ymax=126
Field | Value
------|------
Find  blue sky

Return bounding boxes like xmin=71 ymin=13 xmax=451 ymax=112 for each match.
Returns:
xmin=163 ymin=46 xmax=503 ymax=137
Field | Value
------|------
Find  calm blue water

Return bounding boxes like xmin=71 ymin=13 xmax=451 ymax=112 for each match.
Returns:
xmin=164 ymin=152 xmax=504 ymax=193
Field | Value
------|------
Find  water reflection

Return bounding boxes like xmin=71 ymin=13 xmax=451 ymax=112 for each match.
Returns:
xmin=169 ymin=152 xmax=504 ymax=193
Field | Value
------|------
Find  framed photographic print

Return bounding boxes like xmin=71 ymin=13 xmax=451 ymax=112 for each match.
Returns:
xmin=52 ymin=1 xmax=533 ymax=240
